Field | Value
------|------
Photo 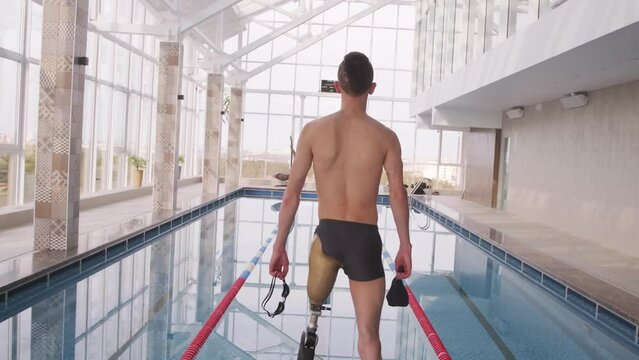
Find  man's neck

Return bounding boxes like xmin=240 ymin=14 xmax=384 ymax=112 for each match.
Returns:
xmin=340 ymin=94 xmax=368 ymax=117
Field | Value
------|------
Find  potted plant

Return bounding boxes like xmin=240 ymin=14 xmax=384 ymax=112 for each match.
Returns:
xmin=178 ymin=154 xmax=185 ymax=179
xmin=128 ymin=155 xmax=147 ymax=188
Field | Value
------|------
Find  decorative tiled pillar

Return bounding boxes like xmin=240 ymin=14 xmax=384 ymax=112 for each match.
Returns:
xmin=33 ymin=0 xmax=89 ymax=251
xmin=225 ymin=87 xmax=243 ymax=192
xmin=196 ymin=214 xmax=217 ymax=321
xmin=152 ymin=42 xmax=183 ymax=212
xmin=203 ymin=74 xmax=223 ymax=196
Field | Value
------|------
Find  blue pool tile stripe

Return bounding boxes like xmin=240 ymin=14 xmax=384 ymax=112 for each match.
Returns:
xmin=567 ymin=289 xmax=597 ymax=317
xmin=410 ymin=196 xmax=639 ymax=347
xmin=597 ymin=307 xmax=638 ymax=342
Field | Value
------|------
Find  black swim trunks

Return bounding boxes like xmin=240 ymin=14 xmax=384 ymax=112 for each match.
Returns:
xmin=314 ymin=219 xmax=385 ymax=282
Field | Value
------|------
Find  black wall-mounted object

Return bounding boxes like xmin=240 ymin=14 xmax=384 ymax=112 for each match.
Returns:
xmin=178 ymin=94 xmax=184 ymax=100
xmin=321 ymin=80 xmax=337 ymax=93
xmin=76 ymin=57 xmax=89 ymax=66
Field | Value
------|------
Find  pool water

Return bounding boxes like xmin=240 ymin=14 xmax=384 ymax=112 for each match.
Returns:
xmin=0 ymin=197 xmax=637 ymax=359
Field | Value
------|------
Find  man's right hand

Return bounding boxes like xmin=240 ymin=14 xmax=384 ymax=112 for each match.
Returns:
xmin=269 ymin=245 xmax=289 ymax=280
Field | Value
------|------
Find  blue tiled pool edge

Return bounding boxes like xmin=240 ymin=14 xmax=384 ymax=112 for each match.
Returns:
xmin=0 ymin=188 xmax=637 ymax=350
xmin=408 ymin=197 xmax=639 ymax=349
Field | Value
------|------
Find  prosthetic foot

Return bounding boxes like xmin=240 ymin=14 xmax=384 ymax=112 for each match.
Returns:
xmin=297 ymin=236 xmax=340 ymax=359
xmin=297 ymin=303 xmax=329 ymax=359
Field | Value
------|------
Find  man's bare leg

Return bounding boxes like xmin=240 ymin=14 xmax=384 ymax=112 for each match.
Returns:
xmin=349 ymin=277 xmax=385 ymax=360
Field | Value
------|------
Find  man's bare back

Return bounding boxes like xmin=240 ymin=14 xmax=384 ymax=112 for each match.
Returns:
xmin=306 ymin=111 xmax=397 ymax=225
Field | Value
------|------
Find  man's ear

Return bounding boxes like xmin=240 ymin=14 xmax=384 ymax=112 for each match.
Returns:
xmin=368 ymin=82 xmax=377 ymax=95
xmin=334 ymin=80 xmax=342 ymax=94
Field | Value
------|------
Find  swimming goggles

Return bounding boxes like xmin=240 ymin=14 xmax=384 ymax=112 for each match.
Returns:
xmin=261 ymin=276 xmax=290 ymax=318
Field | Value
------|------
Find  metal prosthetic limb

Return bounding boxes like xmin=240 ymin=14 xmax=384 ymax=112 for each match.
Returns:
xmin=298 ymin=236 xmax=341 ymax=359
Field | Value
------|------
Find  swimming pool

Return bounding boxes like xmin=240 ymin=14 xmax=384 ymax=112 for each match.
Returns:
xmin=0 ymin=194 xmax=637 ymax=359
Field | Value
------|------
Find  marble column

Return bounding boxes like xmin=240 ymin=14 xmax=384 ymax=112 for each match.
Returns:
xmin=152 ymin=42 xmax=183 ymax=212
xmin=225 ymin=87 xmax=243 ymax=192
xmin=203 ymin=74 xmax=223 ymax=196
xmin=33 ymin=0 xmax=89 ymax=251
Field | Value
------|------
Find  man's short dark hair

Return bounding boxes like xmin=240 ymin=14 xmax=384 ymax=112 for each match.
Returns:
xmin=337 ymin=52 xmax=374 ymax=96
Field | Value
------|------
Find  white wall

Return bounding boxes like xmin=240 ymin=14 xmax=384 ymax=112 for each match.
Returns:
xmin=502 ymin=80 xmax=639 ymax=257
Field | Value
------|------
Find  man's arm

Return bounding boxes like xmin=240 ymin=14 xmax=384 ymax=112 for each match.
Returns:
xmin=273 ymin=124 xmax=313 ymax=252
xmin=383 ymin=132 xmax=412 ymax=279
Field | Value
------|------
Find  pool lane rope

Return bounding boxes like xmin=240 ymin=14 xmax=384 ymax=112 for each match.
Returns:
xmin=382 ymin=248 xmax=453 ymax=360
xmin=181 ymin=227 xmax=278 ymax=360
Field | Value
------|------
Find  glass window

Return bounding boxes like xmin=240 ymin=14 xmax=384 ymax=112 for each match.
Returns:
xmin=295 ymin=65 xmax=320 ymax=92
xmin=142 ymin=59 xmax=154 ymax=95
xmin=30 ymin=1 xmax=43 ymax=59
xmin=86 ymin=31 xmax=98 ymax=77
xmin=415 ymin=129 xmax=440 ymax=164
xmin=117 ymin=0 xmax=133 ymax=23
xmin=127 ymin=94 xmax=140 ymax=154
xmin=98 ymin=37 xmax=115 ymax=82
xmin=81 ymin=80 xmax=95 ymax=194
xmin=245 ymin=92 xmax=269 ymax=113
xmin=95 ymin=85 xmax=113 ymax=191
xmin=114 ymin=45 xmax=130 ymax=87
xmin=346 ymin=27 xmax=371 ymax=56
xmin=296 ymin=42 xmax=321 ymax=65
xmin=397 ymin=5 xmax=415 ymax=30
xmin=374 ymin=5 xmax=398 ymax=28
xmin=112 ymin=91 xmax=127 ymax=149
xmin=374 ymin=69 xmax=394 ymax=97
xmin=392 ymin=122 xmax=415 ymax=161
xmin=246 ymin=67 xmax=270 ymax=90
xmin=321 ymin=29 xmax=347 ymax=66
xmin=441 ymin=130 xmax=462 ymax=163
xmin=242 ymin=114 xmax=268 ymax=155
xmin=269 ymin=94 xmax=293 ymax=115
xmin=23 ymin=64 xmax=40 ymax=202
xmin=392 ymin=101 xmax=409 ymax=120
xmin=129 ymin=53 xmax=141 ymax=91
xmin=0 ymin=154 xmax=11 ymax=207
xmin=395 ymin=30 xmax=414 ymax=71
xmin=267 ymin=115 xmax=292 ymax=155
xmin=371 ymin=28 xmax=396 ymax=69
xmin=270 ymin=64 xmax=295 ymax=91
xmin=0 ymin=0 xmax=23 ymax=52
xmin=394 ymin=71 xmax=412 ymax=99
xmin=0 ymin=58 xmax=20 ymax=144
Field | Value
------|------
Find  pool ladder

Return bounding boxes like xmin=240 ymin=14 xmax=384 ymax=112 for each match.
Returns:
xmin=409 ymin=177 xmax=432 ymax=230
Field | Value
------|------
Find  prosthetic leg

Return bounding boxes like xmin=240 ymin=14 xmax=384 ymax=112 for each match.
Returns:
xmin=298 ymin=235 xmax=341 ymax=359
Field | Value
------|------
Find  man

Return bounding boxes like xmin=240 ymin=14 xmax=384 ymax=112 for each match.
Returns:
xmin=269 ymin=51 xmax=412 ymax=360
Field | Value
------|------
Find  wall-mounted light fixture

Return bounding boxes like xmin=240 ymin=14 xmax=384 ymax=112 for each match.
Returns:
xmin=506 ymin=107 xmax=525 ymax=120
xmin=560 ymin=92 xmax=589 ymax=109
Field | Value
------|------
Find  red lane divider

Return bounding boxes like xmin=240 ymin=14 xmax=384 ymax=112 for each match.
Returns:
xmin=181 ymin=277 xmax=246 ymax=360
xmin=405 ymin=285 xmax=453 ymax=360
